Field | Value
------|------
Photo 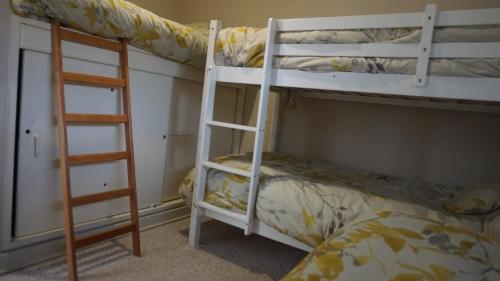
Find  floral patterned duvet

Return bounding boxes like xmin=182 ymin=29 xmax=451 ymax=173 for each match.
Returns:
xmin=215 ymin=26 xmax=500 ymax=77
xmin=282 ymin=211 xmax=500 ymax=281
xmin=12 ymin=1 xmax=500 ymax=77
xmin=10 ymin=0 xmax=208 ymax=65
xmin=179 ymin=153 xmax=484 ymax=248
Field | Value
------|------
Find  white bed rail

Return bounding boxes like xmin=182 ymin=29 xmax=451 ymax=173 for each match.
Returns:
xmin=276 ymin=4 xmax=500 ymax=87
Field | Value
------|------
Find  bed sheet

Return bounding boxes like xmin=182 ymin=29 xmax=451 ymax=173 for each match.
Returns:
xmin=11 ymin=0 xmax=208 ymax=64
xmin=282 ymin=211 xmax=500 ymax=281
xmin=179 ymin=153 xmax=483 ymax=247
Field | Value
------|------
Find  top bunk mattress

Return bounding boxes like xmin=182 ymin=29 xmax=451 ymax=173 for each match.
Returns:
xmin=10 ymin=0 xmax=208 ymax=65
xmin=215 ymin=26 xmax=500 ymax=77
xmin=179 ymin=153 xmax=492 ymax=247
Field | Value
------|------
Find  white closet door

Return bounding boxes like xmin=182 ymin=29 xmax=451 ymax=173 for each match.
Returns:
xmin=15 ymin=50 xmax=172 ymax=237
xmin=14 ymin=50 xmax=123 ymax=237
xmin=110 ymin=70 xmax=171 ymax=214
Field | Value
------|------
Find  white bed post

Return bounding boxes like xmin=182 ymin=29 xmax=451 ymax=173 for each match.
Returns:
xmin=244 ymin=18 xmax=277 ymax=235
xmin=413 ymin=4 xmax=437 ymax=87
xmin=189 ymin=20 xmax=221 ymax=247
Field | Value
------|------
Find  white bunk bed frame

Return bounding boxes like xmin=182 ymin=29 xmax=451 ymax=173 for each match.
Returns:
xmin=189 ymin=4 xmax=500 ymax=252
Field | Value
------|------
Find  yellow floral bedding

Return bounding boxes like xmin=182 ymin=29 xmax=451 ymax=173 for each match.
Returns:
xmin=11 ymin=0 xmax=208 ymax=65
xmin=179 ymin=153 xmax=486 ymax=247
xmin=282 ymin=211 xmax=500 ymax=281
xmin=215 ymin=26 xmax=500 ymax=77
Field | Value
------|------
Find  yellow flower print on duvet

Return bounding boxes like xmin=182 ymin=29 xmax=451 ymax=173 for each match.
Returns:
xmin=283 ymin=212 xmax=500 ymax=281
xmin=11 ymin=0 xmax=208 ymax=64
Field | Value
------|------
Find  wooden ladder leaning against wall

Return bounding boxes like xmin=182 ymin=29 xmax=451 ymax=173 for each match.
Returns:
xmin=51 ymin=19 xmax=141 ymax=281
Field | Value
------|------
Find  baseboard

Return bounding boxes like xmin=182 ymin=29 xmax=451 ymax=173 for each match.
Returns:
xmin=0 ymin=200 xmax=189 ymax=275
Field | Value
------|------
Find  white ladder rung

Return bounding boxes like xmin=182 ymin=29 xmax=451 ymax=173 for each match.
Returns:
xmin=216 ymin=66 xmax=263 ymax=85
xmin=198 ymin=201 xmax=247 ymax=222
xmin=206 ymin=120 xmax=258 ymax=132
xmin=202 ymin=161 xmax=252 ymax=178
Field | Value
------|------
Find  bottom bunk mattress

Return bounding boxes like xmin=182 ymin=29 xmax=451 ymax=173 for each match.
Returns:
xmin=179 ymin=153 xmax=484 ymax=247
xmin=282 ymin=211 xmax=500 ymax=281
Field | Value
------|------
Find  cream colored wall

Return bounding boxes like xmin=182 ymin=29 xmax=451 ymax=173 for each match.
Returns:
xmin=278 ymin=98 xmax=500 ymax=185
xmin=175 ymin=0 xmax=500 ymax=26
xmin=128 ymin=0 xmax=180 ymax=21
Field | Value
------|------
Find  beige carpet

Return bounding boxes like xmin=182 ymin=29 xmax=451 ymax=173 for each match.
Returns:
xmin=1 ymin=218 xmax=307 ymax=281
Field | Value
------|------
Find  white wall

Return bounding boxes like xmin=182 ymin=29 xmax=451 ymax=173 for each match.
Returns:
xmin=279 ymin=98 xmax=500 ymax=185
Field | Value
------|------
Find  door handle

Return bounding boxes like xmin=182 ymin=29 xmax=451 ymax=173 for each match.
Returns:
xmin=33 ymin=134 xmax=40 ymax=158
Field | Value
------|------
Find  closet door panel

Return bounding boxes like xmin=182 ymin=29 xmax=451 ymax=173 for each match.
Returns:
xmin=14 ymin=51 xmax=122 ymax=237
xmin=109 ymin=70 xmax=172 ymax=214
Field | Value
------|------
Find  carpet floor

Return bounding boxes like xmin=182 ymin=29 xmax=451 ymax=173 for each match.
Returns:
xmin=1 ymin=218 xmax=307 ymax=281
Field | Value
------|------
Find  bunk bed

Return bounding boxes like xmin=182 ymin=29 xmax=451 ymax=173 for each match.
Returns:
xmin=183 ymin=4 xmax=500 ymax=278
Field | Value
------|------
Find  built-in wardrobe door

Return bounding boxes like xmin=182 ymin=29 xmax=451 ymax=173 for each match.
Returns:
xmin=14 ymin=50 xmax=169 ymax=238
xmin=110 ymin=70 xmax=171 ymax=214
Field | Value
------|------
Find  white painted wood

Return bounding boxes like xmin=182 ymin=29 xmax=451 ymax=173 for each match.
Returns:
xmin=198 ymin=202 xmax=247 ymax=222
xmin=189 ymin=20 xmax=221 ymax=247
xmin=277 ymin=12 xmax=424 ymax=31
xmin=216 ymin=66 xmax=262 ymax=85
xmin=413 ymin=4 xmax=437 ymax=87
xmin=277 ymin=6 xmax=500 ymax=31
xmin=216 ymin=68 xmax=500 ymax=102
xmin=202 ymin=161 xmax=252 ymax=178
xmin=245 ymin=18 xmax=277 ymax=235
xmin=275 ymin=42 xmax=500 ymax=58
xmin=0 ymin=8 xmax=21 ymax=252
xmin=206 ymin=120 xmax=257 ymax=132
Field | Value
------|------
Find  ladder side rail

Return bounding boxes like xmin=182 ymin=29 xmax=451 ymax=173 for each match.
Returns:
xmin=413 ymin=4 xmax=437 ymax=87
xmin=51 ymin=19 xmax=78 ymax=281
xmin=245 ymin=18 xmax=278 ymax=235
xmin=189 ymin=20 xmax=221 ymax=247
xmin=119 ymin=38 xmax=141 ymax=257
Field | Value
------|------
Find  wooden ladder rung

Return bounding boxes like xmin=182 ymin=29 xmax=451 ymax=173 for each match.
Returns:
xmin=63 ymin=72 xmax=126 ymax=88
xmin=75 ymin=223 xmax=136 ymax=249
xmin=72 ymin=188 xmax=131 ymax=207
xmin=68 ymin=151 xmax=129 ymax=165
xmin=65 ymin=113 xmax=128 ymax=123
xmin=60 ymin=29 xmax=123 ymax=52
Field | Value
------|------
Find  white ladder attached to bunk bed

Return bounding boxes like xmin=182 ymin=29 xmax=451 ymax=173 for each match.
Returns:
xmin=189 ymin=19 xmax=278 ymax=246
